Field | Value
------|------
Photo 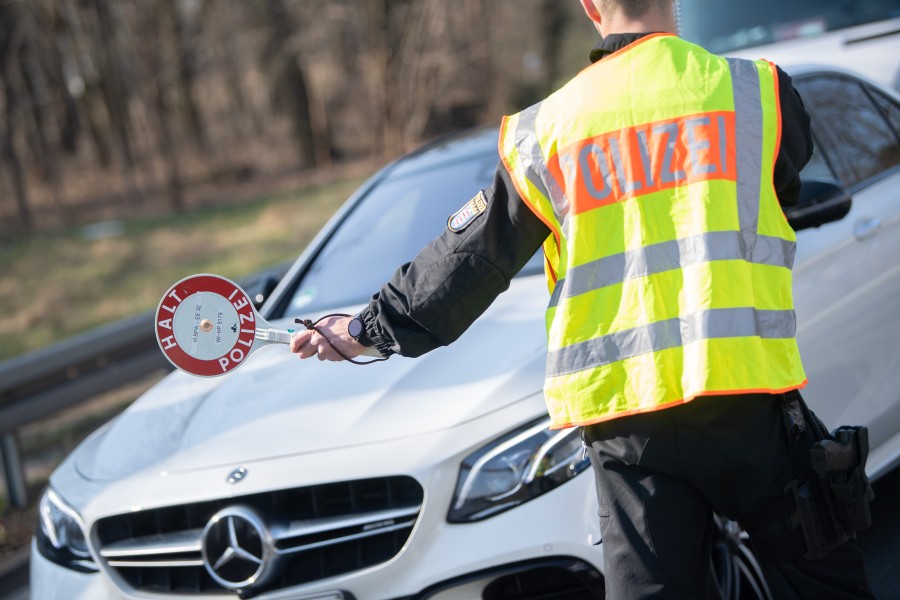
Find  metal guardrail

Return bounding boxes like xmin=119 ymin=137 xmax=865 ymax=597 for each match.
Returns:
xmin=0 ymin=311 xmax=169 ymax=508
xmin=0 ymin=268 xmax=287 ymax=508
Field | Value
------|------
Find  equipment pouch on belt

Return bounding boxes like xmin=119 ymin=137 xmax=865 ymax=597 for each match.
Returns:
xmin=810 ymin=425 xmax=875 ymax=535
xmin=787 ymin=423 xmax=874 ymax=560
xmin=744 ymin=393 xmax=875 ymax=562
xmin=788 ymin=392 xmax=874 ymax=559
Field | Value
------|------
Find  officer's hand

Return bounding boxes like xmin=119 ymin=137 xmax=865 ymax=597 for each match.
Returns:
xmin=290 ymin=315 xmax=365 ymax=362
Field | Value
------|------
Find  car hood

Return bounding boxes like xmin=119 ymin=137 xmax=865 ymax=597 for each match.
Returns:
xmin=74 ymin=275 xmax=549 ymax=482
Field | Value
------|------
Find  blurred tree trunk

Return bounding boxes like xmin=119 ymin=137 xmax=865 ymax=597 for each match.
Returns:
xmin=0 ymin=3 xmax=32 ymax=231
xmin=261 ymin=0 xmax=332 ymax=169
xmin=47 ymin=1 xmax=82 ymax=157
xmin=464 ymin=0 xmax=495 ymax=104
xmin=19 ymin=3 xmax=69 ymax=225
xmin=367 ymin=0 xmax=395 ymax=156
xmin=90 ymin=0 xmax=142 ymax=207
xmin=137 ymin=0 xmax=184 ymax=212
xmin=367 ymin=0 xmax=453 ymax=155
xmin=396 ymin=1 xmax=439 ymax=145
xmin=170 ymin=0 xmax=207 ymax=152
xmin=218 ymin=0 xmax=261 ymax=143
xmin=1 ymin=84 xmax=32 ymax=232
xmin=540 ymin=0 xmax=565 ymax=92
xmin=61 ymin=0 xmax=112 ymax=168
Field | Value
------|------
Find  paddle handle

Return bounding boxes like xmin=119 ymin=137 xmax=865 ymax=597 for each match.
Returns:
xmin=255 ymin=328 xmax=294 ymax=344
xmin=255 ymin=327 xmax=384 ymax=358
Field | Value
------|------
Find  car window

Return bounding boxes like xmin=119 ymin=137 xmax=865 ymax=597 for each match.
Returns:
xmin=282 ymin=151 xmax=542 ymax=315
xmin=793 ymin=74 xmax=900 ymax=188
xmin=871 ymin=89 xmax=900 ymax=135
xmin=678 ymin=0 xmax=900 ymax=53
xmin=799 ymin=140 xmax=839 ymax=186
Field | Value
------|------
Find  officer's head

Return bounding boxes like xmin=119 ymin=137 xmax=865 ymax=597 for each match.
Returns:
xmin=578 ymin=0 xmax=677 ymax=37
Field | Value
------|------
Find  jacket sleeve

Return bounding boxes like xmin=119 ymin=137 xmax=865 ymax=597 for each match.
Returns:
xmin=358 ymin=163 xmax=550 ymax=358
xmin=774 ymin=66 xmax=814 ymax=208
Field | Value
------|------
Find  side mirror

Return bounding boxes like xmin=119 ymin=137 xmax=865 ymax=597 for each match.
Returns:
xmin=786 ymin=180 xmax=852 ymax=231
xmin=243 ymin=272 xmax=282 ymax=309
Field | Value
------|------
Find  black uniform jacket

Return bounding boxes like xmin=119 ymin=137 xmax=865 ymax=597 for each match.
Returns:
xmin=359 ymin=33 xmax=814 ymax=358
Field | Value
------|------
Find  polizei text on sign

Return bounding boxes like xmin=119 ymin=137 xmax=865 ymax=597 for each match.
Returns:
xmin=154 ymin=274 xmax=258 ymax=377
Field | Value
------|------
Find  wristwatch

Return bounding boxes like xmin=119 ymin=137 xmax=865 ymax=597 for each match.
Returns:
xmin=347 ymin=315 xmax=373 ymax=347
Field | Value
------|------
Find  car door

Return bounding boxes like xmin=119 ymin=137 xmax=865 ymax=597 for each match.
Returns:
xmin=788 ymin=71 xmax=900 ymax=468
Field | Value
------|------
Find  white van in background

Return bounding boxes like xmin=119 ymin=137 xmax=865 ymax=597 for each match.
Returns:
xmin=679 ymin=0 xmax=900 ymax=91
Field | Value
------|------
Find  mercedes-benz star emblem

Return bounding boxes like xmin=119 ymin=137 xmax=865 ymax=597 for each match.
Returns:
xmin=227 ymin=466 xmax=248 ymax=484
xmin=201 ymin=506 xmax=272 ymax=590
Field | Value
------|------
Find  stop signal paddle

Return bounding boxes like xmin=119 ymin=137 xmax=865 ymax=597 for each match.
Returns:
xmin=154 ymin=273 xmax=294 ymax=377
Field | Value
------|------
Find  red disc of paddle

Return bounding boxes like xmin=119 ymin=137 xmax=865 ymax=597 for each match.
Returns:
xmin=154 ymin=274 xmax=257 ymax=377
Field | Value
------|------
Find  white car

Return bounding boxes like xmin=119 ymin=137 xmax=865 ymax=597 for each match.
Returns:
xmin=679 ymin=0 xmax=900 ymax=91
xmin=31 ymin=66 xmax=900 ymax=600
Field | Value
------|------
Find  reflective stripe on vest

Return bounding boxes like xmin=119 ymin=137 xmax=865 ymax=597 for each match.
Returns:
xmin=498 ymin=35 xmax=806 ymax=428
xmin=547 ymin=230 xmax=796 ymax=308
xmin=548 ymin=307 xmax=796 ymax=376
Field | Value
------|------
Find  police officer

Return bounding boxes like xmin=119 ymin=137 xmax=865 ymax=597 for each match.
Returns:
xmin=291 ymin=1 xmax=876 ymax=597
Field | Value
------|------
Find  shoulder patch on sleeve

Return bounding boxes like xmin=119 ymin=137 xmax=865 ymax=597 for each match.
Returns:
xmin=447 ymin=191 xmax=488 ymax=233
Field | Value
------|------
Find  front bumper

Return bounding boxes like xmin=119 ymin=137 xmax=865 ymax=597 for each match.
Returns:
xmin=30 ymin=539 xmax=122 ymax=600
xmin=402 ymin=556 xmax=604 ymax=600
xmin=31 ymin=470 xmax=603 ymax=600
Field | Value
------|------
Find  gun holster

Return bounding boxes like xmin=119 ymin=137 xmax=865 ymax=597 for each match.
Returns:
xmin=810 ymin=426 xmax=876 ymax=535
xmin=743 ymin=393 xmax=875 ymax=562
xmin=787 ymin=424 xmax=874 ymax=560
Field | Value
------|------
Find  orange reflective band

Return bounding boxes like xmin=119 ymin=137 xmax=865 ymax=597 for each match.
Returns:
xmin=543 ymin=253 xmax=558 ymax=285
xmin=768 ymin=60 xmax=783 ymax=170
xmin=547 ymin=111 xmax=737 ymax=216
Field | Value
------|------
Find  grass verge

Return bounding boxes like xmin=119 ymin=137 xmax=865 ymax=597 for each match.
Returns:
xmin=0 ymin=174 xmax=365 ymax=361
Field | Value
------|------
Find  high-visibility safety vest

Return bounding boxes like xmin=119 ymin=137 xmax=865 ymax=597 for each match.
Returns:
xmin=499 ymin=34 xmax=807 ymax=429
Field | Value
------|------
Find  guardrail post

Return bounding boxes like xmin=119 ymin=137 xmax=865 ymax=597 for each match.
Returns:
xmin=1 ymin=431 xmax=28 ymax=508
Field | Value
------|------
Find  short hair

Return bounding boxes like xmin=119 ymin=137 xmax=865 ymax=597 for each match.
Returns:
xmin=596 ymin=0 xmax=673 ymax=20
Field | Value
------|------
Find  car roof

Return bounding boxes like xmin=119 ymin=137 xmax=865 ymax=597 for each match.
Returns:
xmin=387 ymin=127 xmax=499 ymax=178
xmin=784 ymin=63 xmax=900 ymax=99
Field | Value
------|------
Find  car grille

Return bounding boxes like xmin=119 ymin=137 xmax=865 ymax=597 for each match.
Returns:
xmin=94 ymin=476 xmax=424 ymax=595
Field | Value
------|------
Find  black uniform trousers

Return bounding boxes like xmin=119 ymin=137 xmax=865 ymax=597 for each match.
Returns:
xmin=582 ymin=393 xmax=875 ymax=599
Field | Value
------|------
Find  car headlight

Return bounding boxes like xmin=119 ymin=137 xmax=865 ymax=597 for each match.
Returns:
xmin=36 ymin=487 xmax=97 ymax=573
xmin=448 ymin=416 xmax=591 ymax=522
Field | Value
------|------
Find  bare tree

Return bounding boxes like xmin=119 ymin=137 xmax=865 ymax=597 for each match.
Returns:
xmin=45 ymin=0 xmax=82 ymax=157
xmin=17 ymin=2 xmax=70 ymax=225
xmin=363 ymin=0 xmax=500 ymax=155
xmin=90 ymin=0 xmax=142 ymax=207
xmin=134 ymin=0 xmax=184 ymax=212
xmin=0 ymin=1 xmax=33 ymax=230
xmin=60 ymin=0 xmax=113 ymax=168
xmin=170 ymin=0 xmax=207 ymax=152
xmin=211 ymin=0 xmax=263 ymax=146
xmin=260 ymin=0 xmax=332 ymax=169
xmin=540 ymin=0 xmax=566 ymax=93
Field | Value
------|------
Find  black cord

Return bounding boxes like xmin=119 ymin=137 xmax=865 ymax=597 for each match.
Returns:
xmin=294 ymin=315 xmax=388 ymax=365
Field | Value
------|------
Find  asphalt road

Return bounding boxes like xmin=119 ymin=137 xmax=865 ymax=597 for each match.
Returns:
xmin=4 ymin=468 xmax=899 ymax=599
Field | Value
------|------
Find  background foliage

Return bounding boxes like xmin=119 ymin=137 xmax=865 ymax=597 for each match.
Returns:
xmin=0 ymin=0 xmax=596 ymax=234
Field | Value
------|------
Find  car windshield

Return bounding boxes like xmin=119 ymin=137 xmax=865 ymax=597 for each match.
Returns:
xmin=679 ymin=0 xmax=900 ymax=53
xmin=285 ymin=142 xmax=541 ymax=315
